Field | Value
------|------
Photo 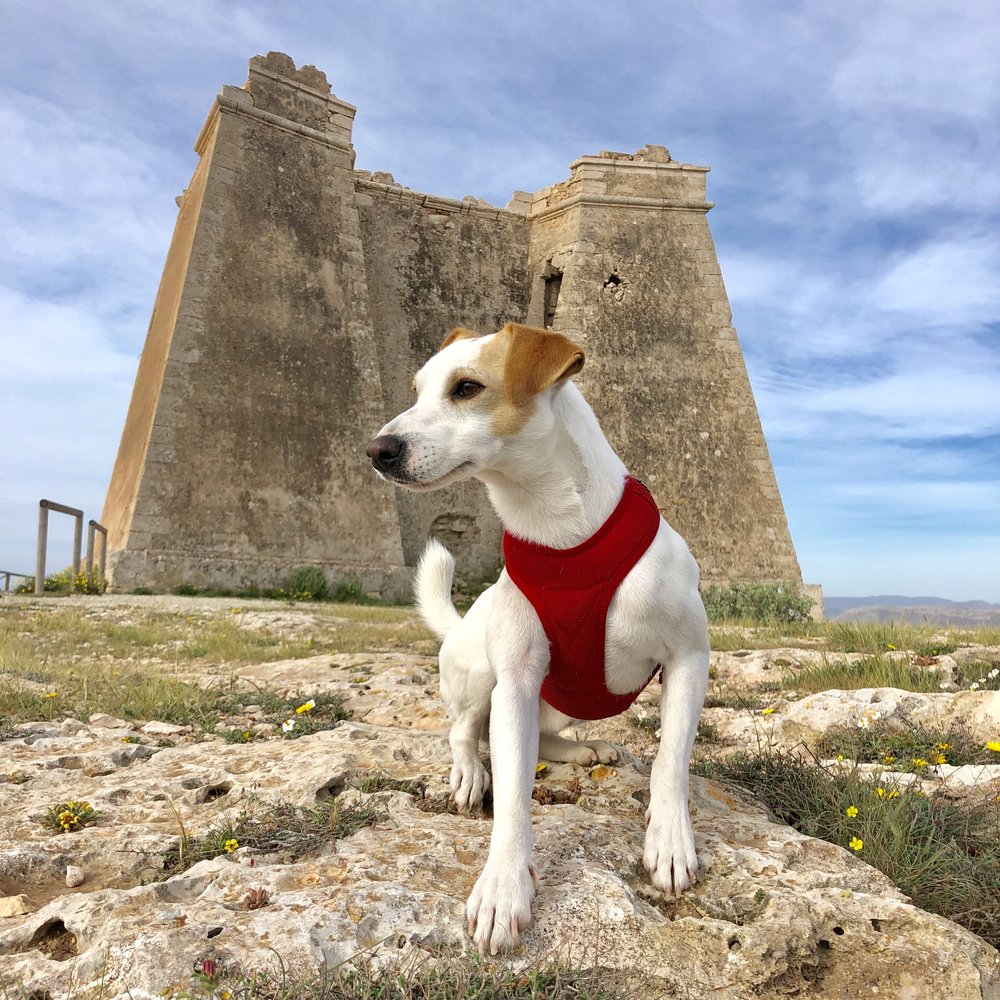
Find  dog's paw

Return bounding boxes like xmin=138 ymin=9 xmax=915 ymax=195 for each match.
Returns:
xmin=538 ymin=736 xmax=620 ymax=766
xmin=583 ymin=739 xmax=620 ymax=764
xmin=643 ymin=804 xmax=698 ymax=896
xmin=467 ymin=861 xmax=537 ymax=954
xmin=449 ymin=756 xmax=490 ymax=811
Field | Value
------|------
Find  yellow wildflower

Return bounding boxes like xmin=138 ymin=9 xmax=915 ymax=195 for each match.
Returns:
xmin=836 ymin=754 xmax=845 ymax=762
xmin=882 ymin=754 xmax=896 ymax=764
xmin=933 ymin=753 xmax=946 ymax=766
xmin=45 ymin=691 xmax=58 ymax=698
xmin=224 ymin=839 xmax=239 ymax=853
xmin=936 ymin=743 xmax=950 ymax=751
xmin=885 ymin=643 xmax=896 ymax=651
xmin=986 ymin=741 xmax=1000 ymax=753
xmin=911 ymin=757 xmax=928 ymax=768
xmin=887 ymin=789 xmax=900 ymax=799
xmin=876 ymin=787 xmax=885 ymax=798
xmin=761 ymin=707 xmax=776 ymax=716
xmin=849 ymin=837 xmax=863 ymax=851
xmin=295 ymin=699 xmax=316 ymax=714
xmin=845 ymin=805 xmax=859 ymax=818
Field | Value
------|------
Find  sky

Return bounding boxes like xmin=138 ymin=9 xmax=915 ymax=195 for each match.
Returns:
xmin=1 ymin=0 xmax=998 ymax=601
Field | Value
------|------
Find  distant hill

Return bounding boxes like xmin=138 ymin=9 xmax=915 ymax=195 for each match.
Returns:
xmin=826 ymin=596 xmax=1000 ymax=627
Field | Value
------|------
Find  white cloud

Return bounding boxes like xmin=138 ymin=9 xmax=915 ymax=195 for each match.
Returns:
xmin=874 ymin=237 xmax=1000 ymax=324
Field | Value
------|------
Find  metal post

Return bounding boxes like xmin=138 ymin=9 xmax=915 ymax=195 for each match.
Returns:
xmin=36 ymin=504 xmax=48 ymax=595
xmin=86 ymin=520 xmax=108 ymax=590
xmin=72 ymin=516 xmax=83 ymax=580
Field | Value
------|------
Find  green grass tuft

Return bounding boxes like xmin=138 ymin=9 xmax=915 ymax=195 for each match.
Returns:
xmin=696 ymin=750 xmax=1000 ymax=949
xmin=783 ymin=653 xmax=942 ymax=694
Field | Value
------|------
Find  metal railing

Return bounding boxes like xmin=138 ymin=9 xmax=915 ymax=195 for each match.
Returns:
xmin=86 ymin=519 xmax=108 ymax=586
xmin=2 ymin=570 xmax=31 ymax=593
xmin=35 ymin=499 xmax=84 ymax=595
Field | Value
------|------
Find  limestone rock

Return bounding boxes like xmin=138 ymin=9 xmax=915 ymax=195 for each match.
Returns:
xmin=141 ymin=721 xmax=187 ymax=737
xmin=1 ymin=720 xmax=997 ymax=999
xmin=0 ymin=896 xmax=30 ymax=918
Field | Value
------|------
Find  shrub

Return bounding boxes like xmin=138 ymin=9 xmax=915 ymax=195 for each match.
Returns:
xmin=283 ymin=565 xmax=328 ymax=601
xmin=701 ymin=581 xmax=814 ymax=624
xmin=331 ymin=574 xmax=375 ymax=604
xmin=16 ymin=566 xmax=106 ymax=595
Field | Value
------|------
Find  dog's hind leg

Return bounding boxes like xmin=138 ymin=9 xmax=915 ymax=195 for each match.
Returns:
xmin=440 ymin=642 xmax=495 ymax=811
xmin=537 ymin=702 xmax=620 ymax=765
xmin=448 ymin=705 xmax=491 ymax=810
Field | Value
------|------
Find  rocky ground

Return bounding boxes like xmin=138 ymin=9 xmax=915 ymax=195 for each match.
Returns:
xmin=1 ymin=595 xmax=999 ymax=999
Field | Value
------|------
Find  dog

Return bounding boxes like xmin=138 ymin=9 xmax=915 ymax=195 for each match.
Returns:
xmin=366 ymin=323 xmax=709 ymax=954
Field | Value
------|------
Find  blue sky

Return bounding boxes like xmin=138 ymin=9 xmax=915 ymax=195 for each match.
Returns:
xmin=2 ymin=0 xmax=998 ymax=600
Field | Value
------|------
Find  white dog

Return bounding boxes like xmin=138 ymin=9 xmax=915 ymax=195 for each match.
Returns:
xmin=366 ymin=323 xmax=709 ymax=954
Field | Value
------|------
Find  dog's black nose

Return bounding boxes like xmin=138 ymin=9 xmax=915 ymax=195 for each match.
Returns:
xmin=366 ymin=434 xmax=407 ymax=474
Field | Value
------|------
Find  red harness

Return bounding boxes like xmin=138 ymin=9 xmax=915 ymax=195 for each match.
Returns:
xmin=502 ymin=476 xmax=662 ymax=721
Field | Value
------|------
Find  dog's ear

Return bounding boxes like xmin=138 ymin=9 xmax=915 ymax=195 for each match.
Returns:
xmin=499 ymin=323 xmax=585 ymax=405
xmin=437 ymin=327 xmax=481 ymax=352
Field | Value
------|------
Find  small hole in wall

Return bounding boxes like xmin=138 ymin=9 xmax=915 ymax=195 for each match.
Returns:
xmin=870 ymin=918 xmax=883 ymax=932
xmin=833 ymin=926 xmax=845 ymax=936
xmin=604 ymin=273 xmax=622 ymax=288
xmin=727 ymin=936 xmax=741 ymax=952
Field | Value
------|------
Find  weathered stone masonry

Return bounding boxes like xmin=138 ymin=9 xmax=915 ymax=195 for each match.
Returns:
xmin=102 ymin=52 xmax=808 ymax=601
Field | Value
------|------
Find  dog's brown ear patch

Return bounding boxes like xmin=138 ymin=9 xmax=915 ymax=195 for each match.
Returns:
xmin=499 ymin=323 xmax=585 ymax=406
xmin=437 ymin=327 xmax=481 ymax=353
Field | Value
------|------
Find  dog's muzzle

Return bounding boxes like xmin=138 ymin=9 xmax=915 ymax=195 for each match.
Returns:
xmin=366 ymin=434 xmax=407 ymax=477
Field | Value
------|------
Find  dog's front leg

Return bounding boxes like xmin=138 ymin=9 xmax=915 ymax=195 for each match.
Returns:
xmin=466 ymin=580 xmax=546 ymax=954
xmin=644 ymin=644 xmax=709 ymax=895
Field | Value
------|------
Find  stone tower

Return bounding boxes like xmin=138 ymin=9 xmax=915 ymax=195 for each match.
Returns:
xmin=102 ymin=52 xmax=806 ymax=600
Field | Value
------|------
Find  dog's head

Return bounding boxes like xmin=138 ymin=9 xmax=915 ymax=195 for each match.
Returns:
xmin=366 ymin=323 xmax=584 ymax=491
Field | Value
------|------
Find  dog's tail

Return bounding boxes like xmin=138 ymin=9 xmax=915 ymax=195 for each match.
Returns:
xmin=414 ymin=538 xmax=463 ymax=640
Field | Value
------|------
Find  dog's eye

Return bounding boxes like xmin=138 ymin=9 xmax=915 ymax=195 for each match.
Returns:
xmin=451 ymin=379 xmax=485 ymax=400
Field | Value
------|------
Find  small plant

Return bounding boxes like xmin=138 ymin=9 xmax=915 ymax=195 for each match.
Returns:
xmin=701 ymin=582 xmax=814 ymax=624
xmin=244 ymin=886 xmax=270 ymax=910
xmin=696 ymin=749 xmax=1000 ymax=949
xmin=359 ymin=773 xmax=425 ymax=795
xmin=915 ymin=640 xmax=957 ymax=657
xmin=43 ymin=800 xmax=98 ymax=833
xmin=162 ymin=797 xmax=390 ymax=877
xmin=816 ymin=720 xmax=995 ymax=767
xmin=955 ymin=660 xmax=1000 ymax=692
xmin=283 ymin=565 xmax=328 ymax=601
xmin=331 ymin=574 xmax=374 ymax=604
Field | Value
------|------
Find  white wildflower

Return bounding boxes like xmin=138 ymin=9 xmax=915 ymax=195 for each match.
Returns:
xmin=281 ymin=718 xmax=296 ymax=733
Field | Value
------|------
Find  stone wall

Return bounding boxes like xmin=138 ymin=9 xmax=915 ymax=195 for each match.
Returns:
xmin=102 ymin=53 xmax=808 ymax=599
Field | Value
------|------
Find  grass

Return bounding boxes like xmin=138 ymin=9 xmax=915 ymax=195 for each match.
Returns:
xmin=709 ymin=620 xmax=1000 ymax=655
xmin=781 ymin=653 xmax=943 ymax=694
xmin=0 ymin=657 xmax=350 ymax=733
xmin=695 ymin=749 xmax=1000 ymax=949
xmin=0 ymin=600 xmax=434 ymax=730
xmin=154 ymin=950 xmax=637 ymax=1000
xmin=164 ymin=796 xmax=391 ymax=877
xmin=815 ymin=720 xmax=999 ymax=768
